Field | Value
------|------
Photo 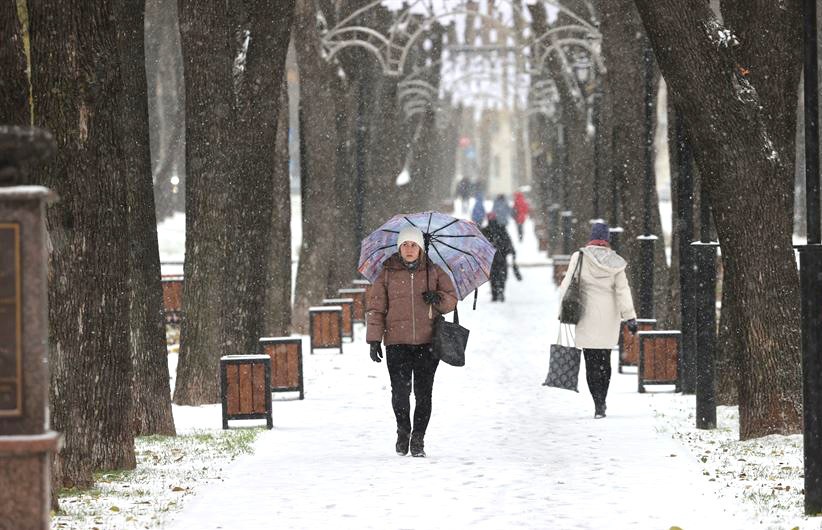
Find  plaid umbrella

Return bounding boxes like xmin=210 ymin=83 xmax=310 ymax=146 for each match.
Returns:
xmin=357 ymin=211 xmax=496 ymax=300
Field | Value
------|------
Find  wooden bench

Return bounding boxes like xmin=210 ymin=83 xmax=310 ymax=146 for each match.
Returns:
xmin=351 ymin=279 xmax=371 ymax=289
xmin=322 ymin=298 xmax=354 ymax=341
xmin=309 ymin=306 xmax=343 ymax=354
xmin=220 ymin=355 xmax=273 ymax=429
xmin=259 ymin=337 xmax=304 ymax=400
xmin=161 ymin=276 xmax=184 ymax=324
xmin=618 ymin=318 xmax=657 ymax=373
xmin=338 ymin=287 xmax=366 ymax=323
xmin=551 ymin=255 xmax=570 ymax=287
xmin=638 ymin=331 xmax=682 ymax=393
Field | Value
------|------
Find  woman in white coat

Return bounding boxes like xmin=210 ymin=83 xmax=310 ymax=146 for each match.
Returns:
xmin=559 ymin=222 xmax=638 ymax=418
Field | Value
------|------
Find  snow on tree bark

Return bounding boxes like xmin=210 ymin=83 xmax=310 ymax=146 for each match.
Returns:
xmin=634 ymin=0 xmax=803 ymax=439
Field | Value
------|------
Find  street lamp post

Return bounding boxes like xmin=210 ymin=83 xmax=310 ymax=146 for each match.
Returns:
xmin=692 ymin=182 xmax=718 ymax=430
xmin=800 ymin=0 xmax=822 ymax=515
xmin=676 ymin=110 xmax=698 ymax=395
xmin=638 ymin=43 xmax=657 ymax=319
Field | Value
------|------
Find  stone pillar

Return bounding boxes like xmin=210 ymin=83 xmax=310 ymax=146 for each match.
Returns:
xmin=0 ymin=126 xmax=61 ymax=530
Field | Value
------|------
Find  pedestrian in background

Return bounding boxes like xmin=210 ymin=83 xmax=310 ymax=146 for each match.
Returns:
xmin=366 ymin=226 xmax=458 ymax=457
xmin=491 ymin=194 xmax=512 ymax=225
xmin=558 ymin=222 xmax=637 ymax=418
xmin=512 ymin=191 xmax=530 ymax=242
xmin=456 ymin=177 xmax=471 ymax=214
xmin=481 ymin=212 xmax=515 ymax=302
xmin=471 ymin=191 xmax=486 ymax=225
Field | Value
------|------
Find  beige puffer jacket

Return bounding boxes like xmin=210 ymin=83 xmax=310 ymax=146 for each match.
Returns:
xmin=366 ymin=254 xmax=458 ymax=345
xmin=558 ymin=245 xmax=637 ymax=349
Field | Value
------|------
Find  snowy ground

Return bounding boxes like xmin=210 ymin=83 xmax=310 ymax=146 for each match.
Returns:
xmin=97 ymin=201 xmax=819 ymax=530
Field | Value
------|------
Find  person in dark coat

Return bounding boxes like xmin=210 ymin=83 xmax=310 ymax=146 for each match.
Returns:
xmin=470 ymin=192 xmax=486 ymax=225
xmin=481 ymin=212 xmax=515 ymax=302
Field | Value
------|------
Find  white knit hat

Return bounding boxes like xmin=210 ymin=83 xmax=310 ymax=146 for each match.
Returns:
xmin=397 ymin=226 xmax=424 ymax=252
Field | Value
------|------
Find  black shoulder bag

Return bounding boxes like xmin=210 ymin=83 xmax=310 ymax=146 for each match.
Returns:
xmin=432 ymin=305 xmax=469 ymax=367
xmin=559 ymin=251 xmax=584 ymax=325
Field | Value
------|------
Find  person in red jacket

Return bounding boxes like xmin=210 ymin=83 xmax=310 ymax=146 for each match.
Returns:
xmin=512 ymin=191 xmax=530 ymax=242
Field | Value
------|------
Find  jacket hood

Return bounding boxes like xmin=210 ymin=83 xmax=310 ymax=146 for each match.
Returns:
xmin=580 ymin=245 xmax=627 ymax=275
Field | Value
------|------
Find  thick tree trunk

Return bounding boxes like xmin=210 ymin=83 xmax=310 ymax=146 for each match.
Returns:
xmin=115 ymin=0 xmax=176 ymax=437
xmin=600 ymin=0 xmax=672 ymax=326
xmin=175 ymin=0 xmax=295 ymax=403
xmin=223 ymin=0 xmax=296 ymax=360
xmin=30 ymin=1 xmax=136 ymax=487
xmin=634 ymin=0 xmax=803 ymax=439
xmin=263 ymin=79 xmax=292 ymax=337
xmin=0 ymin=2 xmax=29 ymax=127
xmin=174 ymin=0 xmax=234 ymax=405
xmin=292 ymin=0 xmax=348 ymax=332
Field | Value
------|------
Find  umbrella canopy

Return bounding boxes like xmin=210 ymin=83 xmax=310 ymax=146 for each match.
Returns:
xmin=358 ymin=211 xmax=496 ymax=300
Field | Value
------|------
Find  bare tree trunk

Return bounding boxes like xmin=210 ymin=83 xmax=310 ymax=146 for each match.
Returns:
xmin=175 ymin=0 xmax=295 ymax=404
xmin=263 ymin=78 xmax=293 ymax=336
xmin=30 ymin=0 xmax=136 ymax=487
xmin=599 ymin=0 xmax=672 ymax=326
xmin=0 ymin=2 xmax=29 ymax=127
xmin=634 ymin=0 xmax=803 ymax=439
xmin=292 ymin=0 xmax=347 ymax=332
xmin=174 ymin=0 xmax=234 ymax=405
xmin=115 ymin=0 xmax=176 ymax=437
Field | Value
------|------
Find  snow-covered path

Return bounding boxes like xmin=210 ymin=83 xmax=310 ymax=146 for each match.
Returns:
xmin=167 ymin=236 xmax=747 ymax=529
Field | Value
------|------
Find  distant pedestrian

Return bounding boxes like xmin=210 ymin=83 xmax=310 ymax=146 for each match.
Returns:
xmin=366 ymin=226 xmax=458 ymax=457
xmin=471 ymin=192 xmax=486 ymax=225
xmin=512 ymin=191 xmax=530 ymax=242
xmin=481 ymin=212 xmax=515 ymax=302
xmin=491 ymin=194 xmax=513 ymax=225
xmin=558 ymin=222 xmax=637 ymax=419
xmin=456 ymin=177 xmax=471 ymax=214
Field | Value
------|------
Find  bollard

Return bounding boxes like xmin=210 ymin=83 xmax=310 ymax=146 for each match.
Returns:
xmin=692 ymin=241 xmax=718 ymax=429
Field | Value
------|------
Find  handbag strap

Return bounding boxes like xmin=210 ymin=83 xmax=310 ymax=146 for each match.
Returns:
xmin=573 ymin=250 xmax=584 ymax=282
xmin=555 ymin=323 xmax=576 ymax=346
xmin=452 ymin=305 xmax=459 ymax=325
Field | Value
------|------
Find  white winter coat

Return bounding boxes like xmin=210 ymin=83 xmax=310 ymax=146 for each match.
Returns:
xmin=558 ymin=245 xmax=637 ymax=349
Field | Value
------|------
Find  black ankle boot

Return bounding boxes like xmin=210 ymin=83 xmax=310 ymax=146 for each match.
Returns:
xmin=396 ymin=431 xmax=410 ymax=456
xmin=594 ymin=402 xmax=607 ymax=419
xmin=410 ymin=433 xmax=425 ymax=457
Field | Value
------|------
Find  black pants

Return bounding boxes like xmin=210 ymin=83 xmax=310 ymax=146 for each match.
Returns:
xmin=386 ymin=344 xmax=440 ymax=437
xmin=516 ymin=222 xmax=524 ymax=241
xmin=490 ymin=262 xmax=508 ymax=301
xmin=583 ymin=349 xmax=612 ymax=407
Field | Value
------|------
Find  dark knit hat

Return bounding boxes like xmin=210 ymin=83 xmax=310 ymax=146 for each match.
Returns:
xmin=590 ymin=222 xmax=610 ymax=242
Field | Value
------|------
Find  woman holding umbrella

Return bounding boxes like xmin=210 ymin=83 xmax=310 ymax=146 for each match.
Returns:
xmin=365 ymin=226 xmax=458 ymax=457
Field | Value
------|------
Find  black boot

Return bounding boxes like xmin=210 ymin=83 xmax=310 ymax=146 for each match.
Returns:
xmin=396 ymin=430 xmax=410 ymax=456
xmin=410 ymin=433 xmax=426 ymax=458
xmin=594 ymin=401 xmax=607 ymax=419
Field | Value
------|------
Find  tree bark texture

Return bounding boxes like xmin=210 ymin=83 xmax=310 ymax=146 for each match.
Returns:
xmin=115 ymin=0 xmax=176 ymax=437
xmin=600 ymin=0 xmax=672 ymax=326
xmin=263 ymin=78 xmax=292 ymax=337
xmin=634 ymin=0 xmax=803 ymax=439
xmin=0 ymin=1 xmax=29 ymax=127
xmin=29 ymin=0 xmax=136 ymax=487
xmin=175 ymin=0 xmax=295 ymax=404
xmin=292 ymin=0 xmax=349 ymax=332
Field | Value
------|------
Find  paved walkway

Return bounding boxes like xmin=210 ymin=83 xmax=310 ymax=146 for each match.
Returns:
xmin=167 ymin=239 xmax=745 ymax=529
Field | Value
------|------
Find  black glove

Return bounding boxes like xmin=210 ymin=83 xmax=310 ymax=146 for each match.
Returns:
xmin=422 ymin=291 xmax=442 ymax=305
xmin=626 ymin=318 xmax=638 ymax=334
xmin=369 ymin=341 xmax=383 ymax=363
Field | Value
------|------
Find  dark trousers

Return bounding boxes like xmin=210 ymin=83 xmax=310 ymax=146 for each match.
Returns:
xmin=490 ymin=262 xmax=508 ymax=301
xmin=516 ymin=222 xmax=524 ymax=241
xmin=583 ymin=349 xmax=612 ymax=407
xmin=386 ymin=344 xmax=440 ymax=437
